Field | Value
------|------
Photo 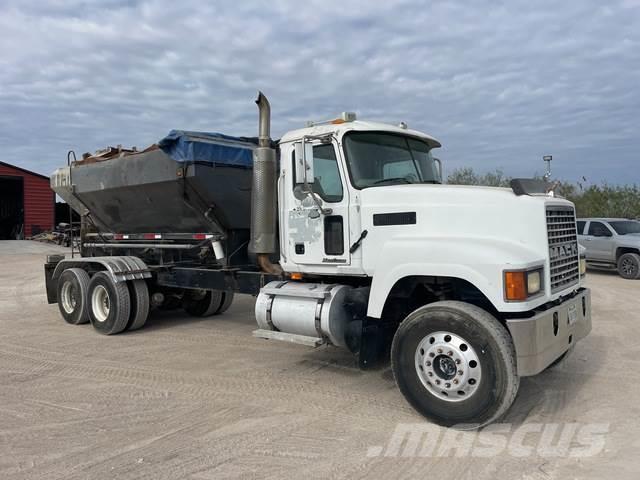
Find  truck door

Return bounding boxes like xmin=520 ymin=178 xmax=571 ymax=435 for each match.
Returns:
xmin=584 ymin=221 xmax=614 ymax=262
xmin=285 ymin=140 xmax=350 ymax=267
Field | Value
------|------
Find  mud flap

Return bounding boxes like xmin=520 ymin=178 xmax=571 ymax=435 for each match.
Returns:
xmin=357 ymin=316 xmax=397 ymax=370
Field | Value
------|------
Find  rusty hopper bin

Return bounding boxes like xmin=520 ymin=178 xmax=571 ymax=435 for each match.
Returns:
xmin=51 ymin=131 xmax=257 ymax=236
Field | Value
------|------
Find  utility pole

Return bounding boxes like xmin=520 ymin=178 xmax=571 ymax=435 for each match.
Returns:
xmin=543 ymin=155 xmax=552 ymax=181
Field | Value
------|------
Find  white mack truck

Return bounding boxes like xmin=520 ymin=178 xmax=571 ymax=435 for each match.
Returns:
xmin=45 ymin=92 xmax=591 ymax=426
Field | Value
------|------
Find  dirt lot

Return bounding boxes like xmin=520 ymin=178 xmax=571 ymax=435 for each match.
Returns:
xmin=0 ymin=240 xmax=638 ymax=479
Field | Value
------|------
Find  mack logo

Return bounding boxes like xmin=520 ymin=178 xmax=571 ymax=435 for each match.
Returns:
xmin=550 ymin=242 xmax=578 ymax=260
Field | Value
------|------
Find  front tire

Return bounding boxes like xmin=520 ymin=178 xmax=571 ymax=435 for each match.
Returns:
xmin=87 ymin=272 xmax=131 ymax=335
xmin=617 ymin=253 xmax=640 ymax=279
xmin=391 ymin=301 xmax=519 ymax=428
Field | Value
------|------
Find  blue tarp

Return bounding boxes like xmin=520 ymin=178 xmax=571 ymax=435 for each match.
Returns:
xmin=158 ymin=130 xmax=255 ymax=168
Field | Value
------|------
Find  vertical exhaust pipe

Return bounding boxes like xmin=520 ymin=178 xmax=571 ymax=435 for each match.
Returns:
xmin=257 ymin=91 xmax=271 ymax=148
xmin=251 ymin=92 xmax=281 ymax=274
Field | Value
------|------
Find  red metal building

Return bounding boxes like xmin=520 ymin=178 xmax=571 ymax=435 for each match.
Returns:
xmin=0 ymin=161 xmax=54 ymax=239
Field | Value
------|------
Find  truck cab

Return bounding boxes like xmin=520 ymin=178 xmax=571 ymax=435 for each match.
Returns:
xmin=263 ymin=113 xmax=592 ymax=425
xmin=277 ymin=116 xmax=588 ymax=316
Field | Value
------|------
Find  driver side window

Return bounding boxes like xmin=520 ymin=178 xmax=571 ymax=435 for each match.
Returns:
xmin=588 ymin=221 xmax=612 ymax=237
xmin=293 ymin=144 xmax=343 ymax=203
xmin=312 ymin=145 xmax=343 ymax=202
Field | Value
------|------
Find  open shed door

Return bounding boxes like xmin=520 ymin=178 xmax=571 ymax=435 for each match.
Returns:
xmin=0 ymin=176 xmax=24 ymax=239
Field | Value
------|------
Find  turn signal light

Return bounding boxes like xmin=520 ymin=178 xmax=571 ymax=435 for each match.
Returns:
xmin=290 ymin=272 xmax=303 ymax=280
xmin=504 ymin=271 xmax=527 ymax=301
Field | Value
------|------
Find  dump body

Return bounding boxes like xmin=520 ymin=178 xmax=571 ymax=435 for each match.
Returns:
xmin=51 ymin=131 xmax=257 ymax=235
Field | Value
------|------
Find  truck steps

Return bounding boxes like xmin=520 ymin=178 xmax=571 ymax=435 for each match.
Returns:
xmin=252 ymin=329 xmax=325 ymax=347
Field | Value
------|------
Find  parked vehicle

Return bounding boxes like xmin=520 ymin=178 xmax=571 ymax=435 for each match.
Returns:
xmin=44 ymin=92 xmax=591 ymax=427
xmin=577 ymin=218 xmax=640 ymax=279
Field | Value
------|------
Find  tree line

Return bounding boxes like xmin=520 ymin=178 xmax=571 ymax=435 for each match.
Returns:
xmin=446 ymin=167 xmax=640 ymax=219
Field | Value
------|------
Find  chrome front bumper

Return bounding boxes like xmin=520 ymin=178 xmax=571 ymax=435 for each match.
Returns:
xmin=506 ymin=288 xmax=591 ymax=376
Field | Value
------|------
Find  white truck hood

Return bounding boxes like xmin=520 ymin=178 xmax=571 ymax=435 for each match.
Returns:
xmin=357 ymin=184 xmax=580 ymax=315
xmin=358 ymin=183 xmax=560 ymax=255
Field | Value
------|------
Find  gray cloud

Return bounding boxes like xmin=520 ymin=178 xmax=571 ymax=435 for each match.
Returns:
xmin=1 ymin=0 xmax=638 ymax=184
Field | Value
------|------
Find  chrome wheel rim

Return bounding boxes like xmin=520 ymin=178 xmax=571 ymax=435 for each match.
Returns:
xmin=415 ymin=331 xmax=482 ymax=402
xmin=60 ymin=281 xmax=77 ymax=314
xmin=91 ymin=285 xmax=110 ymax=323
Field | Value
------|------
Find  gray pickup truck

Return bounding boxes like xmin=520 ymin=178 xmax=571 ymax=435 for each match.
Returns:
xmin=577 ymin=218 xmax=640 ymax=279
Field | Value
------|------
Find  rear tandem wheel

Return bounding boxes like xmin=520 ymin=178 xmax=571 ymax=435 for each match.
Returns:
xmin=56 ymin=268 xmax=91 ymax=325
xmin=182 ymin=289 xmax=235 ymax=317
xmin=87 ymin=272 xmax=131 ymax=335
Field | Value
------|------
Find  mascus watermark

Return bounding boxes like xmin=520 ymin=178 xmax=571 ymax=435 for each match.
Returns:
xmin=367 ymin=423 xmax=609 ymax=458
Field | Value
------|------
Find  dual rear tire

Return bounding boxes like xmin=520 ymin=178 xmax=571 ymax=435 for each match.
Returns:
xmin=57 ymin=269 xmax=233 ymax=333
xmin=87 ymin=272 xmax=131 ymax=335
xmin=182 ymin=290 xmax=234 ymax=317
xmin=57 ymin=269 xmax=150 ymax=335
xmin=57 ymin=268 xmax=91 ymax=325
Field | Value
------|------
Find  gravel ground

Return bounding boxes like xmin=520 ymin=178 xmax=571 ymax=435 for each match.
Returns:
xmin=0 ymin=240 xmax=638 ymax=479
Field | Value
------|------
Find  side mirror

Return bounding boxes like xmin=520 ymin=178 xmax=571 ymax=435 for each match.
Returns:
xmin=433 ymin=157 xmax=443 ymax=182
xmin=295 ymin=141 xmax=314 ymax=184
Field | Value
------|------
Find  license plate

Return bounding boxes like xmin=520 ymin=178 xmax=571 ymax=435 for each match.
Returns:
xmin=568 ymin=304 xmax=578 ymax=325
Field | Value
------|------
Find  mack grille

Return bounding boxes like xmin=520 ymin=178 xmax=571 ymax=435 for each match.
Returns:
xmin=546 ymin=206 xmax=580 ymax=292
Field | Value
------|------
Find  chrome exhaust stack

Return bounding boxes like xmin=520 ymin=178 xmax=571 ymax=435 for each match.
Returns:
xmin=251 ymin=92 xmax=281 ymax=274
xmin=256 ymin=91 xmax=271 ymax=148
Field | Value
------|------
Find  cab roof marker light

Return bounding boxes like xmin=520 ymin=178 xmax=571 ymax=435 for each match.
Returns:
xmin=306 ymin=112 xmax=357 ymax=127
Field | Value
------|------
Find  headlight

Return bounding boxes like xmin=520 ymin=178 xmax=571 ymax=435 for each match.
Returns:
xmin=504 ymin=268 xmax=544 ymax=301
xmin=579 ymin=256 xmax=587 ymax=276
xmin=527 ymin=270 xmax=541 ymax=295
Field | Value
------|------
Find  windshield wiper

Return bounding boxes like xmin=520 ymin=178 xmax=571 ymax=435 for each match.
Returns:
xmin=373 ymin=177 xmax=413 ymax=185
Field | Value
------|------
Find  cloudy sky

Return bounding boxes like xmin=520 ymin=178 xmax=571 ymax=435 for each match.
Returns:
xmin=1 ymin=0 xmax=639 ymax=184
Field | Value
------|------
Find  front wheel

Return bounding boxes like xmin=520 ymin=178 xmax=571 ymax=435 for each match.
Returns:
xmin=391 ymin=301 xmax=519 ymax=428
xmin=617 ymin=253 xmax=640 ymax=279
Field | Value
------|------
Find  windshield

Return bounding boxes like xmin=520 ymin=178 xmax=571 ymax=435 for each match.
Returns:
xmin=343 ymin=132 xmax=440 ymax=188
xmin=609 ymin=220 xmax=640 ymax=235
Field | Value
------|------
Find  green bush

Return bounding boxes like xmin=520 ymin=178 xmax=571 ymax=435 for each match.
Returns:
xmin=446 ymin=168 xmax=640 ymax=219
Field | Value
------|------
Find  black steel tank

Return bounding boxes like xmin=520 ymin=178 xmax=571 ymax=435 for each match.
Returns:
xmin=51 ymin=131 xmax=256 ymax=235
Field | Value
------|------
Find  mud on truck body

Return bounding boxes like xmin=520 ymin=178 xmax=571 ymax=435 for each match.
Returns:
xmin=45 ymin=92 xmax=591 ymax=427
